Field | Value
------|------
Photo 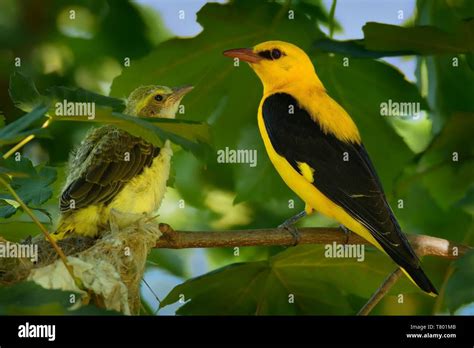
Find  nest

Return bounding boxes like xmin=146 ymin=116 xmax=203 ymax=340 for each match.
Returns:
xmin=0 ymin=214 xmax=162 ymax=315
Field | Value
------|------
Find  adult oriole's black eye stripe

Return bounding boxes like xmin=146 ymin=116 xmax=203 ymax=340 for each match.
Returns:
xmin=258 ymin=49 xmax=284 ymax=60
xmin=258 ymin=50 xmax=273 ymax=60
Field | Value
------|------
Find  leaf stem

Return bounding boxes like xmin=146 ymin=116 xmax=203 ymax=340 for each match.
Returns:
xmin=329 ymin=0 xmax=337 ymax=38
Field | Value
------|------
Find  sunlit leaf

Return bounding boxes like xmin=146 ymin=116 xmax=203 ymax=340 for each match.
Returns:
xmin=8 ymin=72 xmax=46 ymax=112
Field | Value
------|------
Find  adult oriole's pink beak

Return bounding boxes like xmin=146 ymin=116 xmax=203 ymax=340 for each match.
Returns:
xmin=223 ymin=48 xmax=262 ymax=63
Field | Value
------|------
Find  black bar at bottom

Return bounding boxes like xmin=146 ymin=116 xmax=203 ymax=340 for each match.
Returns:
xmin=0 ymin=315 xmax=472 ymax=346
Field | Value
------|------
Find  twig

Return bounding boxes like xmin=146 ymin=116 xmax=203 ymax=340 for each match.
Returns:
xmin=2 ymin=118 xmax=51 ymax=159
xmin=0 ymin=176 xmax=81 ymax=289
xmin=357 ymin=233 xmax=463 ymax=315
xmin=357 ymin=268 xmax=403 ymax=316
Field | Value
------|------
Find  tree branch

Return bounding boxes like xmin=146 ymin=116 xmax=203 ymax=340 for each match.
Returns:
xmin=3 ymin=222 xmax=470 ymax=314
xmin=156 ymin=223 xmax=471 ymax=316
xmin=156 ymin=223 xmax=470 ymax=259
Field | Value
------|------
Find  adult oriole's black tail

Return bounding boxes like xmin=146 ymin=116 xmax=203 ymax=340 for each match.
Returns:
xmin=404 ymin=267 xmax=438 ymax=296
xmin=380 ymin=237 xmax=438 ymax=296
xmin=401 ymin=264 xmax=438 ymax=296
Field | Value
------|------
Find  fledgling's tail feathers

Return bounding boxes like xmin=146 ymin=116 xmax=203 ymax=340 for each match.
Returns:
xmin=50 ymin=217 xmax=74 ymax=241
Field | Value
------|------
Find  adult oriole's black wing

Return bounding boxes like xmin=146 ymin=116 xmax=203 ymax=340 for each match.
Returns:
xmin=262 ymin=92 xmax=437 ymax=294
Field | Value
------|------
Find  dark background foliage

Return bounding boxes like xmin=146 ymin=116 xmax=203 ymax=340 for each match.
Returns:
xmin=0 ymin=0 xmax=472 ymax=315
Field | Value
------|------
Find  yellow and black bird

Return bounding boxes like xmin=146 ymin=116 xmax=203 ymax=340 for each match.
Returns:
xmin=52 ymin=85 xmax=193 ymax=240
xmin=224 ymin=41 xmax=437 ymax=295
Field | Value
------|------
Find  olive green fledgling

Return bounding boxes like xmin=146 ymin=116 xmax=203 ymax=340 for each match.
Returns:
xmin=52 ymin=85 xmax=193 ymax=240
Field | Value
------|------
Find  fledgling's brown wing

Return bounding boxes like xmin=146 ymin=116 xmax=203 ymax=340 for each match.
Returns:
xmin=60 ymin=125 xmax=160 ymax=213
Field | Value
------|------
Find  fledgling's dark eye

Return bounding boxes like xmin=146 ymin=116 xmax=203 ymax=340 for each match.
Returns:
xmin=271 ymin=49 xmax=282 ymax=59
xmin=154 ymin=94 xmax=163 ymax=102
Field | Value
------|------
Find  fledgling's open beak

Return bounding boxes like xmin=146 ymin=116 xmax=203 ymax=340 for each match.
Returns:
xmin=223 ymin=48 xmax=262 ymax=63
xmin=171 ymin=85 xmax=194 ymax=100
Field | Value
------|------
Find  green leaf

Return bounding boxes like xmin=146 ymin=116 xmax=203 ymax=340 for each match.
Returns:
xmin=47 ymin=85 xmax=125 ymax=112
xmin=395 ymin=182 xmax=472 ymax=242
xmin=0 ymin=220 xmax=51 ymax=242
xmin=0 ymin=281 xmax=118 ymax=315
xmin=0 ymin=282 xmax=76 ymax=315
xmin=314 ymin=38 xmax=414 ymax=58
xmin=148 ymin=118 xmax=211 ymax=150
xmin=444 ymin=250 xmax=474 ymax=313
xmin=415 ymin=1 xmax=474 ymax=132
xmin=160 ymin=245 xmax=416 ymax=315
xmin=51 ymin=110 xmax=211 ymax=159
xmin=0 ymin=156 xmax=56 ymax=218
xmin=313 ymin=19 xmax=474 ymax=57
xmin=8 ymin=72 xmax=45 ymax=112
xmin=8 ymin=71 xmax=211 ymax=158
xmin=0 ymin=104 xmax=49 ymax=146
xmin=417 ymin=113 xmax=474 ymax=210
xmin=297 ymin=0 xmax=339 ymax=28
xmin=456 ymin=187 xmax=474 ymax=216
xmin=10 ymin=74 xmax=124 ymax=115
xmin=363 ymin=20 xmax=474 ymax=54
xmin=233 ymin=127 xmax=297 ymax=207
